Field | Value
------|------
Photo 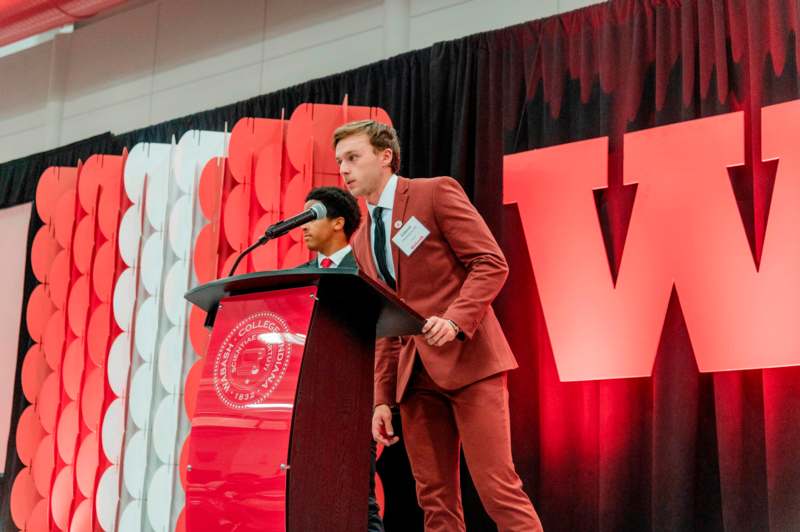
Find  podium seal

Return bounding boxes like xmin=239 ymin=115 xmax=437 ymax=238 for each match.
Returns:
xmin=212 ymin=310 xmax=292 ymax=409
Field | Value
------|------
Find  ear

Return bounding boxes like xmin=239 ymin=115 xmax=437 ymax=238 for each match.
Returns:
xmin=380 ymin=148 xmax=393 ymax=168
xmin=333 ymin=216 xmax=346 ymax=232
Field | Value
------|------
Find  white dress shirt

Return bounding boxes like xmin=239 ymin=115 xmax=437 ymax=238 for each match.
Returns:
xmin=316 ymin=244 xmax=352 ymax=268
xmin=366 ymin=174 xmax=398 ymax=282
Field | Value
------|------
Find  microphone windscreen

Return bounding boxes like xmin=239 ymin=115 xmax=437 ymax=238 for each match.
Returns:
xmin=310 ymin=202 xmax=327 ymax=219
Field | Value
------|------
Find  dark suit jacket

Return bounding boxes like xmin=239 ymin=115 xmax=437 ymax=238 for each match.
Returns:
xmin=351 ymin=176 xmax=518 ymax=406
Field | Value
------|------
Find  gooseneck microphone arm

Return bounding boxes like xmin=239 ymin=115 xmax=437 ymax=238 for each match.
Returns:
xmin=227 ymin=202 xmax=328 ymax=277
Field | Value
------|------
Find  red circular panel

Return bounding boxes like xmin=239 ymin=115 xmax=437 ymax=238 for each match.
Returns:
xmin=56 ymin=401 xmax=79 ymax=464
xmin=62 ymin=338 xmax=84 ymax=401
xmin=98 ymin=178 xmax=122 ymax=240
xmin=32 ymin=435 xmax=54 ymax=497
xmin=250 ymin=215 xmax=279 ymax=271
xmin=229 ymin=118 xmax=280 ymax=182
xmin=51 ymin=465 xmax=74 ymax=531
xmin=193 ymin=224 xmax=219 ymax=284
xmin=283 ymin=173 xmax=306 ymax=216
xmin=78 ymin=159 xmax=103 ymax=215
xmin=26 ymin=497 xmax=49 ymax=532
xmin=179 ymin=435 xmax=190 ymax=489
xmin=87 ymin=304 xmax=111 ymax=366
xmin=68 ymin=275 xmax=90 ymax=337
xmin=220 ymin=252 xmax=240 ymax=277
xmin=31 ymin=226 xmax=60 ymax=283
xmin=42 ymin=310 xmax=65 ymax=370
xmin=36 ymin=169 xmax=59 ymax=224
xmin=184 ymin=359 xmax=204 ymax=419
xmin=53 ymin=190 xmax=76 ymax=249
xmin=72 ymin=216 xmax=95 ymax=274
xmin=176 ymin=508 xmax=186 ymax=532
xmin=36 ymin=167 xmax=77 ymax=225
xmin=10 ymin=467 xmax=39 ymax=529
xmin=92 ymin=241 xmax=116 ymax=302
xmin=285 ymin=104 xmax=314 ymax=171
xmin=199 ymin=158 xmax=224 ymax=220
xmin=22 ymin=344 xmax=49 ymax=403
xmin=81 ymin=368 xmax=104 ymax=432
xmin=69 ymin=498 xmax=92 ymax=532
xmin=282 ymin=242 xmax=309 ymax=269
xmin=75 ymin=433 xmax=99 ymax=498
xmin=254 ymin=141 xmax=283 ymax=212
xmin=16 ymin=406 xmax=45 ymax=466
xmin=223 ymin=184 xmax=250 ymax=250
xmin=26 ymin=284 xmax=54 ymax=343
xmin=48 ymin=249 xmax=70 ymax=310
xmin=189 ymin=306 xmax=209 ymax=356
xmin=37 ymin=372 xmax=60 ymax=433
xmin=283 ymin=173 xmax=306 ymax=243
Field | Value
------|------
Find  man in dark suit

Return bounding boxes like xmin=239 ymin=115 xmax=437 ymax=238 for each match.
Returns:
xmin=333 ymin=120 xmax=543 ymax=531
xmin=299 ymin=186 xmax=384 ymax=532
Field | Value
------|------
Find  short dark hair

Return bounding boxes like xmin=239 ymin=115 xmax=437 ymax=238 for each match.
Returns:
xmin=305 ymin=186 xmax=362 ymax=239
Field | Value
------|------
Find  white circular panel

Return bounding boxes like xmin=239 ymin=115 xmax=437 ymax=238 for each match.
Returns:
xmin=168 ymin=196 xmax=193 ymax=259
xmin=140 ymin=232 xmax=164 ymax=295
xmin=95 ymin=465 xmax=119 ymax=531
xmin=128 ymin=364 xmax=153 ymax=429
xmin=176 ymin=130 xmax=227 ymax=194
xmin=147 ymin=465 xmax=174 ymax=531
xmin=107 ymin=333 xmax=131 ymax=397
xmin=113 ymin=268 xmax=136 ymax=331
xmin=158 ymin=327 xmax=183 ymax=394
xmin=118 ymin=206 xmax=141 ymax=267
xmin=145 ymin=163 xmax=170 ymax=231
xmin=164 ymin=260 xmax=188 ymax=325
xmin=101 ymin=398 xmax=124 ymax=463
xmin=152 ymin=395 xmax=179 ymax=463
xmin=124 ymin=143 xmax=171 ymax=202
xmin=122 ymin=431 xmax=147 ymax=498
xmin=134 ymin=297 xmax=157 ymax=362
xmin=118 ymin=500 xmax=142 ymax=532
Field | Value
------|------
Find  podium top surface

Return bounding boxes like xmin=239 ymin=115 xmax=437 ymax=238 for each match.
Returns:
xmin=184 ymin=267 xmax=425 ymax=338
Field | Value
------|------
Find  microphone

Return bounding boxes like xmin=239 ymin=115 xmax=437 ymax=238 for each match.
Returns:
xmin=264 ymin=202 xmax=327 ymax=239
xmin=228 ymin=202 xmax=328 ymax=277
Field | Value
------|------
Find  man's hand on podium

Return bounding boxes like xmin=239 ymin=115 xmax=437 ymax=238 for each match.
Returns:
xmin=422 ymin=316 xmax=459 ymax=346
xmin=372 ymin=404 xmax=399 ymax=446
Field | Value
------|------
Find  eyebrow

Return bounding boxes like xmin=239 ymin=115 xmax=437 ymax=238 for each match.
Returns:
xmin=335 ymin=149 xmax=357 ymax=161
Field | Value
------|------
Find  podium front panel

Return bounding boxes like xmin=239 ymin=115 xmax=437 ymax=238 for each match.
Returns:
xmin=186 ymin=285 xmax=317 ymax=532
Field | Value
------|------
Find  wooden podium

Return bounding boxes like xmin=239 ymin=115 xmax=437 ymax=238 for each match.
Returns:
xmin=183 ymin=268 xmax=422 ymax=531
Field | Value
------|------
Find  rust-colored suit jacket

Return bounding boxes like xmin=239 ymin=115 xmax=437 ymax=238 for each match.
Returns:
xmin=351 ymin=176 xmax=518 ymax=406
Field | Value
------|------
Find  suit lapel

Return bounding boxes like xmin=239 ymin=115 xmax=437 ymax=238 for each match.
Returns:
xmin=391 ymin=177 xmax=410 ymax=289
xmin=338 ymin=250 xmax=357 ymax=269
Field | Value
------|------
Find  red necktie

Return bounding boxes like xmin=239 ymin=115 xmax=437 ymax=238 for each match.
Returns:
xmin=320 ymin=257 xmax=333 ymax=268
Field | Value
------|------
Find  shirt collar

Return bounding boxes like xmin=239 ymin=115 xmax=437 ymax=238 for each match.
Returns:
xmin=317 ymin=244 xmax=352 ymax=267
xmin=367 ymin=174 xmax=398 ymax=217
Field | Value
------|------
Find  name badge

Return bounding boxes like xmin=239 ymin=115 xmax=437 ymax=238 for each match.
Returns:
xmin=392 ymin=216 xmax=430 ymax=256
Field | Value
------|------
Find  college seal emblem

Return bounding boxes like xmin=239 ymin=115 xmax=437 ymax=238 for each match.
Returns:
xmin=212 ymin=310 xmax=292 ymax=409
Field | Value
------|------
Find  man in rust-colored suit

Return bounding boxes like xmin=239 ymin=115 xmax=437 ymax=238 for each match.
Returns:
xmin=333 ymin=120 xmax=542 ymax=532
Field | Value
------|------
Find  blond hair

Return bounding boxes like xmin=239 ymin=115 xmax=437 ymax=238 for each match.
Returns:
xmin=332 ymin=120 xmax=401 ymax=174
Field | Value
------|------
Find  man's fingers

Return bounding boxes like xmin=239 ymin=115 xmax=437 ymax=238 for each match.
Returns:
xmin=428 ymin=321 xmax=450 ymax=345
xmin=422 ymin=318 xmax=434 ymax=333
xmin=373 ymin=417 xmax=399 ymax=446
xmin=425 ymin=320 xmax=444 ymax=341
xmin=382 ymin=412 xmax=395 ymax=436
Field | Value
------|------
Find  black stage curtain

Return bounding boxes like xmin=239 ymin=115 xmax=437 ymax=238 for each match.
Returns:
xmin=3 ymin=0 xmax=800 ymax=529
